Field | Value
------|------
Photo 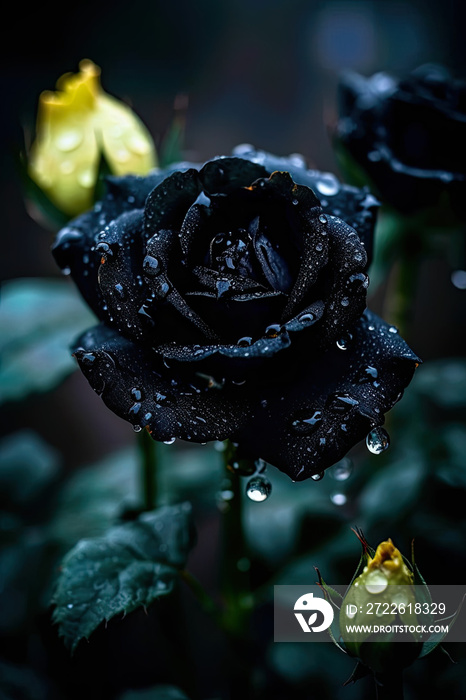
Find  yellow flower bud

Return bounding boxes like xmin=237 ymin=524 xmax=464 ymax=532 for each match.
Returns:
xmin=339 ymin=539 xmax=423 ymax=673
xmin=28 ymin=59 xmax=157 ymax=217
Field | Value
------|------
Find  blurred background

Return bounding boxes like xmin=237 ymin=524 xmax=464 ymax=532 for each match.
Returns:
xmin=2 ymin=1 xmax=466 ymax=699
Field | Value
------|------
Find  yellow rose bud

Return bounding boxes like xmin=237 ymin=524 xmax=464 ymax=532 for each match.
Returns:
xmin=339 ymin=539 xmax=423 ymax=673
xmin=28 ymin=59 xmax=157 ymax=217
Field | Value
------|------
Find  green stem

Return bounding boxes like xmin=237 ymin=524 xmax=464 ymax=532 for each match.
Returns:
xmin=374 ymin=671 xmax=404 ymax=700
xmin=220 ymin=441 xmax=252 ymax=637
xmin=383 ymin=228 xmax=422 ymax=339
xmin=180 ymin=569 xmax=222 ymax=621
xmin=138 ymin=429 xmax=158 ymax=511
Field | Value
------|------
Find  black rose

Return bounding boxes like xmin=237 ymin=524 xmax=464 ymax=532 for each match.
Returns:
xmin=53 ymin=146 xmax=420 ymax=481
xmin=335 ymin=65 xmax=466 ymax=217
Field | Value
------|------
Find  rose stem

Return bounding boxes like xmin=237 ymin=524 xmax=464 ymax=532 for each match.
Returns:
xmin=382 ymin=227 xmax=422 ymax=339
xmin=374 ymin=671 xmax=404 ymax=700
xmin=220 ymin=440 xmax=252 ymax=636
xmin=219 ymin=441 xmax=255 ymax=696
xmin=138 ymin=428 xmax=158 ymax=511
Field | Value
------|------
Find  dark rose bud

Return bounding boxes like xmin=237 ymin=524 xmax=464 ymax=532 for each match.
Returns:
xmin=54 ymin=146 xmax=420 ymax=481
xmin=335 ymin=65 xmax=466 ymax=220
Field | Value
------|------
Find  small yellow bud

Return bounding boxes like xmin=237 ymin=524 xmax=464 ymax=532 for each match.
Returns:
xmin=28 ymin=59 xmax=157 ymax=217
xmin=340 ymin=538 xmax=422 ymax=673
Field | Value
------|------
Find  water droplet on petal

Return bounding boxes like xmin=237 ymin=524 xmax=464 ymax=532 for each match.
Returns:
xmin=336 ymin=333 xmax=352 ymax=350
xmin=327 ymin=393 xmax=359 ymax=415
xmin=298 ymin=312 xmax=315 ymax=325
xmin=163 ymin=437 xmax=176 ymax=445
xmin=292 ymin=410 xmax=322 ymax=434
xmin=246 ymin=475 xmax=272 ymax=502
xmin=311 ymin=472 xmax=325 ymax=481
xmin=81 ymin=352 xmax=96 ymax=366
xmin=265 ymin=324 xmax=281 ymax=338
xmin=316 ymin=174 xmax=339 ymax=196
xmin=114 ymin=283 xmax=125 ymax=299
xmin=56 ymin=130 xmax=83 ymax=152
xmin=237 ymin=336 xmax=253 ymax=347
xmin=366 ymin=427 xmax=390 ymax=454
xmin=365 ymin=570 xmax=388 ymax=594
xmin=319 ymin=214 xmax=328 ymax=224
xmin=115 ymin=149 xmax=130 ymax=163
xmin=143 ymin=255 xmax=161 ymax=276
xmin=77 ymin=169 xmax=94 ymax=188
xmin=126 ymin=133 xmax=151 ymax=155
xmin=388 ymin=325 xmax=398 ymax=333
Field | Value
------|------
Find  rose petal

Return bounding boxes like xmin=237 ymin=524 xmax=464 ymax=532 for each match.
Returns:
xmin=231 ymin=145 xmax=379 ymax=262
xmin=72 ymin=324 xmax=253 ymax=442
xmin=231 ymin=309 xmax=420 ymax=480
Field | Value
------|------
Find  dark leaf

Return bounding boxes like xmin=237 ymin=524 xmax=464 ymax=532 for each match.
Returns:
xmin=52 ymin=503 xmax=194 ymax=653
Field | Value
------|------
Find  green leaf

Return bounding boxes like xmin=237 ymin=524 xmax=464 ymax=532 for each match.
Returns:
xmin=419 ymin=594 xmax=466 ymax=658
xmin=159 ymin=104 xmax=186 ymax=168
xmin=0 ymin=278 xmax=96 ymax=404
xmin=52 ymin=503 xmax=194 ymax=653
xmin=16 ymin=149 xmax=70 ymax=232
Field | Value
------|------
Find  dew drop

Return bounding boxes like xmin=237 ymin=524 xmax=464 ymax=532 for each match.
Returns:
xmin=292 ymin=410 xmax=322 ymax=434
xmin=340 ymin=297 xmax=349 ymax=307
xmin=265 ymin=324 xmax=281 ymax=338
xmin=131 ymin=387 xmax=142 ymax=401
xmin=347 ymin=272 xmax=369 ymax=291
xmin=366 ymin=427 xmax=390 ymax=455
xmin=163 ymin=437 xmax=176 ymax=445
xmin=133 ymin=425 xmax=142 ymax=432
xmin=316 ymin=174 xmax=339 ymax=196
xmin=331 ymin=459 xmax=352 ymax=481
xmin=319 ymin=214 xmax=328 ymax=224
xmin=388 ymin=325 xmax=398 ymax=334
xmin=114 ymin=283 xmax=125 ymax=299
xmin=56 ymin=130 xmax=83 ymax=152
xmin=143 ymin=255 xmax=161 ymax=276
xmin=336 ymin=333 xmax=352 ymax=350
xmin=237 ymin=336 xmax=253 ymax=347
xmin=246 ymin=475 xmax=272 ymax=502
xmin=365 ymin=570 xmax=388 ymax=594
xmin=127 ymin=133 xmax=151 ymax=155
xmin=292 ymin=198 xmax=299 ymax=206
xmin=77 ymin=169 xmax=94 ymax=188
xmin=327 ymin=393 xmax=359 ymax=414
xmin=311 ymin=472 xmax=325 ymax=481
xmin=298 ymin=312 xmax=315 ymax=325
xmin=115 ymin=149 xmax=130 ymax=163
xmin=330 ymin=492 xmax=347 ymax=506
xmin=81 ymin=352 xmax=96 ymax=366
